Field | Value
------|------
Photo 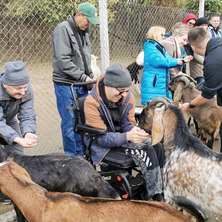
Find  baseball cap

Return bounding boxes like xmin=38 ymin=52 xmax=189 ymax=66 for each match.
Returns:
xmin=78 ymin=2 xmax=99 ymax=25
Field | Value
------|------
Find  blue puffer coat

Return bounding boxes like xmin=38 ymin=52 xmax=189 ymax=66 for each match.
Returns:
xmin=141 ymin=39 xmax=180 ymax=105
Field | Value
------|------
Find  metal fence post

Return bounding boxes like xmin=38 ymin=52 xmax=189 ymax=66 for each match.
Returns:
xmin=99 ymin=0 xmax=110 ymax=73
xmin=199 ymin=0 xmax=205 ymax=17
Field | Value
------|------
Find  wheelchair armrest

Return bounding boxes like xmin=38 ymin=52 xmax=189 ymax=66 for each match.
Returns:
xmin=71 ymin=80 xmax=97 ymax=87
xmin=76 ymin=124 xmax=106 ymax=136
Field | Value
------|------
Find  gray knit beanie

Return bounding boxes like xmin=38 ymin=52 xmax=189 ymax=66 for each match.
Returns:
xmin=104 ymin=62 xmax=132 ymax=88
xmin=2 ymin=61 xmax=30 ymax=86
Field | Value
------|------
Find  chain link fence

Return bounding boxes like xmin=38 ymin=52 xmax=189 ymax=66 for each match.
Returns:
xmin=0 ymin=1 xmax=218 ymax=155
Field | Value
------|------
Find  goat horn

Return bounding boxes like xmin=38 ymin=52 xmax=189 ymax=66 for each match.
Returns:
xmin=169 ymin=75 xmax=183 ymax=86
xmin=147 ymin=97 xmax=171 ymax=109
xmin=177 ymin=76 xmax=190 ymax=88
xmin=169 ymin=74 xmax=197 ymax=88
xmin=180 ymin=73 xmax=197 ymax=85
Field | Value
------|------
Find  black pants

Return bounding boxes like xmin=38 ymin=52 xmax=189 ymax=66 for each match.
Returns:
xmin=128 ymin=142 xmax=165 ymax=200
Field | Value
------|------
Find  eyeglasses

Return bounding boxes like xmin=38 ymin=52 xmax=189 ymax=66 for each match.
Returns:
xmin=187 ymin=21 xmax=196 ymax=26
xmin=116 ymin=88 xmax=130 ymax=96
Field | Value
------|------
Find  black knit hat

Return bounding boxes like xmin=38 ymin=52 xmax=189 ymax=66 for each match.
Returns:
xmin=104 ymin=62 xmax=132 ymax=88
xmin=2 ymin=61 xmax=30 ymax=86
xmin=197 ymin=17 xmax=209 ymax=26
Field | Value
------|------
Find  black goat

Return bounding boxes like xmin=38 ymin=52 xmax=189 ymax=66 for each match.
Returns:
xmin=127 ymin=61 xmax=143 ymax=84
xmin=139 ymin=97 xmax=222 ymax=216
xmin=0 ymin=145 xmax=120 ymax=222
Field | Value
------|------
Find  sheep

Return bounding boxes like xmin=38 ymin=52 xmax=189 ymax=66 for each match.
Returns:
xmin=91 ymin=54 xmax=101 ymax=80
xmin=168 ymin=74 xmax=222 ymax=148
xmin=138 ymin=97 xmax=222 ymax=216
xmin=0 ymin=161 xmax=206 ymax=222
xmin=0 ymin=145 xmax=120 ymax=222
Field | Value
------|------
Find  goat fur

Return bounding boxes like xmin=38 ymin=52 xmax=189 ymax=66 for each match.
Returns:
xmin=168 ymin=75 xmax=222 ymax=148
xmin=0 ymin=146 xmax=120 ymax=221
xmin=0 ymin=161 xmax=195 ymax=222
xmin=91 ymin=54 xmax=101 ymax=80
xmin=139 ymin=98 xmax=222 ymax=215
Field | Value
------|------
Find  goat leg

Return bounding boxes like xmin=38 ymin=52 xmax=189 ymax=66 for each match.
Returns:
xmin=13 ymin=202 xmax=27 ymax=222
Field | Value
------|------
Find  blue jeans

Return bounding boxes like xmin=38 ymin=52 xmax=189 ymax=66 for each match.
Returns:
xmin=54 ymin=83 xmax=88 ymax=155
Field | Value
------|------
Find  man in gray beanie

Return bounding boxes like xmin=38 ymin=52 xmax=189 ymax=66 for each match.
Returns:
xmin=0 ymin=62 xmax=38 ymax=145
xmin=0 ymin=61 xmax=38 ymax=204
xmin=104 ymin=62 xmax=132 ymax=88
xmin=0 ymin=61 xmax=37 ymax=149
xmin=84 ymin=62 xmax=165 ymax=201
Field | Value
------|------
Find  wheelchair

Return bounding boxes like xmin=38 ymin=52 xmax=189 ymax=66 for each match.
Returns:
xmin=70 ymin=81 xmax=148 ymax=200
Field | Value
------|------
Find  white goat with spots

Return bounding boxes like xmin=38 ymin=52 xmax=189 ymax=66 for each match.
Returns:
xmin=91 ymin=54 xmax=101 ymax=80
xmin=138 ymin=97 xmax=222 ymax=216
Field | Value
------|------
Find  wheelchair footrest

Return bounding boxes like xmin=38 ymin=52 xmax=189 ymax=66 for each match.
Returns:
xmin=129 ymin=174 xmax=145 ymax=188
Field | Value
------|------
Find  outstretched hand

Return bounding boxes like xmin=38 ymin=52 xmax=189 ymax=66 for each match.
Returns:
xmin=179 ymin=102 xmax=190 ymax=111
xmin=14 ymin=133 xmax=38 ymax=148
xmin=127 ymin=126 xmax=150 ymax=143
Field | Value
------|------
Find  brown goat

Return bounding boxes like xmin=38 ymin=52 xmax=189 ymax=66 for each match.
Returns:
xmin=0 ymin=161 xmax=196 ymax=222
xmin=138 ymin=97 xmax=222 ymax=217
xmin=168 ymin=75 xmax=222 ymax=148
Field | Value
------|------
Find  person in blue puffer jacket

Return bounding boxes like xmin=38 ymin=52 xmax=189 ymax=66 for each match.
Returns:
xmin=141 ymin=26 xmax=186 ymax=105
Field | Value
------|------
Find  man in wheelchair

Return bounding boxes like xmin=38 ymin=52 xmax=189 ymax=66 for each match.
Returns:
xmin=83 ymin=62 xmax=165 ymax=201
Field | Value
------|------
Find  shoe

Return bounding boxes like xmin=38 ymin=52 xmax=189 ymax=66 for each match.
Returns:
xmin=0 ymin=192 xmax=11 ymax=205
xmin=152 ymin=193 xmax=163 ymax=202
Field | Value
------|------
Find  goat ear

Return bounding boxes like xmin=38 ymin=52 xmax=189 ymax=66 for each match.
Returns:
xmin=151 ymin=107 xmax=164 ymax=145
xmin=173 ymin=82 xmax=183 ymax=102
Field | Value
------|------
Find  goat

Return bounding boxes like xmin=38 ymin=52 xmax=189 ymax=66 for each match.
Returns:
xmin=0 ymin=145 xmax=120 ymax=222
xmin=0 ymin=161 xmax=205 ymax=222
xmin=91 ymin=54 xmax=101 ymax=80
xmin=127 ymin=61 xmax=143 ymax=84
xmin=168 ymin=74 xmax=222 ymax=148
xmin=127 ymin=62 xmax=143 ymax=103
xmin=138 ymin=97 xmax=222 ymax=216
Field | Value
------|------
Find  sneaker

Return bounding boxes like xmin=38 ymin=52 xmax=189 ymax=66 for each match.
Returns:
xmin=0 ymin=192 xmax=11 ymax=205
xmin=152 ymin=193 xmax=163 ymax=202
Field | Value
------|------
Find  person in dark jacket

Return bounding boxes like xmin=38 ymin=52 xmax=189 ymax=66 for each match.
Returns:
xmin=52 ymin=2 xmax=99 ymax=155
xmin=0 ymin=60 xmax=37 ymax=204
xmin=84 ymin=62 xmax=165 ymax=201
xmin=179 ymin=27 xmax=222 ymax=152
xmin=189 ymin=17 xmax=209 ymax=84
